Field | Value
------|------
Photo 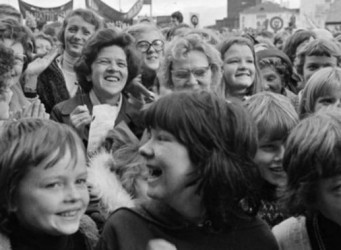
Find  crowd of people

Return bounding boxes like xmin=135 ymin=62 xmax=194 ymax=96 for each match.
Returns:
xmin=0 ymin=3 xmax=341 ymax=250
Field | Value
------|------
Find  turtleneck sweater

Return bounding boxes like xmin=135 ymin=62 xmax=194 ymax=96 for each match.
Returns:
xmin=58 ymin=51 xmax=79 ymax=97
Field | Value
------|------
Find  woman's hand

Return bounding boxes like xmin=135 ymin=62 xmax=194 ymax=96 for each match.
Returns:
xmin=126 ymin=74 xmax=155 ymax=103
xmin=146 ymin=239 xmax=177 ymax=250
xmin=70 ymin=105 xmax=91 ymax=140
xmin=12 ymin=99 xmax=49 ymax=119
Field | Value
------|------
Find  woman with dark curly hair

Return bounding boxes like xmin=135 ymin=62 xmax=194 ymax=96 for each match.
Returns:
xmin=51 ymin=29 xmax=143 ymax=150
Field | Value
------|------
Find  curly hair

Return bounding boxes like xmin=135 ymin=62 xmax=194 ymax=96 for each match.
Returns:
xmin=158 ymin=33 xmax=222 ymax=92
xmin=0 ymin=43 xmax=14 ymax=92
xmin=74 ymin=29 xmax=141 ymax=93
xmin=283 ymin=108 xmax=341 ymax=215
xmin=141 ymin=91 xmax=262 ymax=229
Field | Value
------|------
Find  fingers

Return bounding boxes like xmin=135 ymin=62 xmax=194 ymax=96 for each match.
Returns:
xmin=21 ymin=100 xmax=49 ymax=119
xmin=146 ymin=239 xmax=177 ymax=250
xmin=70 ymin=105 xmax=91 ymax=130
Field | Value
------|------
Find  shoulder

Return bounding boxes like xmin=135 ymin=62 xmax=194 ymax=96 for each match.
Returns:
xmin=272 ymin=216 xmax=311 ymax=250
xmin=79 ymin=215 xmax=99 ymax=250
xmin=52 ymin=94 xmax=91 ymax=115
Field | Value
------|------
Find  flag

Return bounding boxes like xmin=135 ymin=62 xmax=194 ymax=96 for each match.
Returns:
xmin=143 ymin=0 xmax=151 ymax=5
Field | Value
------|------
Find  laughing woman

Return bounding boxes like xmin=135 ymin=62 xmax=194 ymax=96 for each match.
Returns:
xmin=50 ymin=29 xmax=143 ymax=149
xmin=96 ymin=91 xmax=279 ymax=250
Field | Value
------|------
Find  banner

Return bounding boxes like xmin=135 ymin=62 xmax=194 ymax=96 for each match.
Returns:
xmin=86 ymin=0 xmax=143 ymax=22
xmin=18 ymin=0 xmax=73 ymax=22
xmin=143 ymin=0 xmax=152 ymax=5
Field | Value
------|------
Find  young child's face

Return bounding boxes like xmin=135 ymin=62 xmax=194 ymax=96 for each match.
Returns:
xmin=222 ymin=44 xmax=256 ymax=93
xmin=314 ymin=87 xmax=341 ymax=113
xmin=260 ymin=66 xmax=283 ymax=94
xmin=316 ymin=175 xmax=341 ymax=226
xmin=35 ymin=38 xmax=52 ymax=56
xmin=15 ymin=146 xmax=89 ymax=235
xmin=303 ymin=55 xmax=337 ymax=83
xmin=254 ymin=137 xmax=287 ymax=188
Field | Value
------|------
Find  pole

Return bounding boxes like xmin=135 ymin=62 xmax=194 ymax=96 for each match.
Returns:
xmin=150 ymin=0 xmax=152 ymax=17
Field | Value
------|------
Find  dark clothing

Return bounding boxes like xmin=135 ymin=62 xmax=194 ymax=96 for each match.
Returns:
xmin=258 ymin=200 xmax=287 ymax=228
xmin=37 ymin=60 xmax=72 ymax=114
xmin=1 ymin=215 xmax=99 ymax=250
xmin=306 ymin=212 xmax=341 ymax=250
xmin=50 ymin=93 xmax=144 ymax=142
xmin=96 ymin=201 xmax=279 ymax=250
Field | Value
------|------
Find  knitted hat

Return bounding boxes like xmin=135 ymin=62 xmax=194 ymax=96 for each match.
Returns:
xmin=256 ymin=49 xmax=292 ymax=66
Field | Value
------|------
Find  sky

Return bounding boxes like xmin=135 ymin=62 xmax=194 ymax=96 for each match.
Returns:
xmin=1 ymin=0 xmax=301 ymax=26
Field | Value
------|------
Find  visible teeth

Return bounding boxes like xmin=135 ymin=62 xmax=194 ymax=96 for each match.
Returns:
xmin=59 ymin=211 xmax=77 ymax=217
xmin=105 ymin=76 xmax=119 ymax=81
xmin=149 ymin=168 xmax=162 ymax=177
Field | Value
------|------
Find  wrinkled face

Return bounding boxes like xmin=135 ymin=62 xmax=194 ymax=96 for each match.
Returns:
xmin=260 ymin=66 xmax=283 ymax=94
xmin=303 ymin=55 xmax=338 ymax=84
xmin=316 ymin=175 xmax=341 ymax=226
xmin=139 ymin=128 xmax=197 ymax=207
xmin=254 ymin=137 xmax=287 ymax=188
xmin=135 ymin=30 xmax=164 ymax=72
xmin=64 ymin=15 xmax=96 ymax=57
xmin=222 ymin=44 xmax=256 ymax=94
xmin=171 ymin=50 xmax=212 ymax=91
xmin=15 ymin=147 xmax=89 ymax=235
xmin=90 ymin=45 xmax=128 ymax=101
xmin=1 ymin=39 xmax=25 ymax=86
xmin=314 ymin=87 xmax=341 ymax=113
xmin=35 ymin=38 xmax=52 ymax=56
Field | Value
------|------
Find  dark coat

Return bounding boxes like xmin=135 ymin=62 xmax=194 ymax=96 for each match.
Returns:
xmin=96 ymin=201 xmax=279 ymax=250
xmin=50 ymin=93 xmax=144 ymax=143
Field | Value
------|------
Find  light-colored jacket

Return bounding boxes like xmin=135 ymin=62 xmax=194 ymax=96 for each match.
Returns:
xmin=272 ymin=216 xmax=312 ymax=250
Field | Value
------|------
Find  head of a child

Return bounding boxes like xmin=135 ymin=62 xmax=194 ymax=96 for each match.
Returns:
xmin=218 ymin=36 xmax=262 ymax=99
xmin=35 ymin=32 xmax=54 ymax=56
xmin=0 ymin=119 xmax=89 ymax=236
xmin=284 ymin=108 xmax=341 ymax=226
xmin=245 ymin=92 xmax=298 ymax=195
xmin=0 ymin=43 xmax=15 ymax=120
xmin=299 ymin=67 xmax=341 ymax=119
xmin=296 ymin=38 xmax=341 ymax=89
xmin=257 ymin=49 xmax=293 ymax=94
xmin=139 ymin=90 xmax=261 ymax=229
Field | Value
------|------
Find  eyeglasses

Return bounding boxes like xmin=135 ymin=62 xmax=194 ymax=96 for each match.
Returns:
xmin=14 ymin=54 xmax=27 ymax=66
xmin=171 ymin=66 xmax=211 ymax=80
xmin=136 ymin=39 xmax=164 ymax=53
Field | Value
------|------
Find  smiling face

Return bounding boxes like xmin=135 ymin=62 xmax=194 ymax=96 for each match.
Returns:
xmin=261 ymin=66 xmax=283 ymax=94
xmin=135 ymin=30 xmax=164 ymax=72
xmin=139 ymin=128 xmax=197 ymax=207
xmin=35 ymin=38 xmax=52 ymax=56
xmin=254 ymin=137 xmax=287 ymax=188
xmin=90 ymin=45 xmax=128 ymax=103
xmin=222 ymin=44 xmax=256 ymax=94
xmin=64 ymin=15 xmax=96 ymax=57
xmin=171 ymin=50 xmax=212 ymax=91
xmin=15 ymin=146 xmax=89 ymax=235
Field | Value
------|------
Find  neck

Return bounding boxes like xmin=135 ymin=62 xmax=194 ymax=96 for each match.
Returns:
xmin=93 ymin=89 xmax=121 ymax=106
xmin=62 ymin=51 xmax=79 ymax=72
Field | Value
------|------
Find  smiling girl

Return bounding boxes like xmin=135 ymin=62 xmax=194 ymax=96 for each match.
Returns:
xmin=218 ymin=36 xmax=262 ymax=100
